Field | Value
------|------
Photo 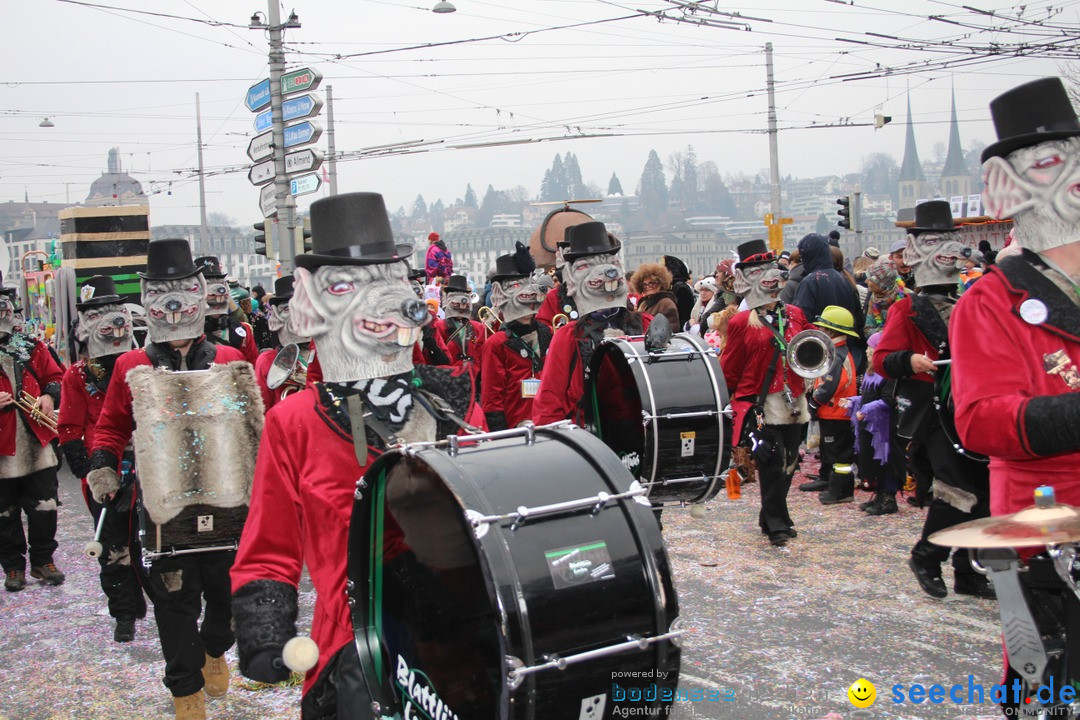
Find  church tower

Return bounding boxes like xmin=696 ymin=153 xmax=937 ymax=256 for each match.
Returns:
xmin=898 ymin=96 xmax=929 ymax=208
xmin=939 ymin=89 xmax=971 ymax=204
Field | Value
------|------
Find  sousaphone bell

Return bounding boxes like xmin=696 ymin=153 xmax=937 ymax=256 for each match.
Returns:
xmin=786 ymin=329 xmax=835 ymax=380
xmin=266 ymin=343 xmax=308 ymax=398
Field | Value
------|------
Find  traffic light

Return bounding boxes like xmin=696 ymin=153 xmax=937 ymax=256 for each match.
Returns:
xmin=836 ymin=196 xmax=852 ymax=230
xmin=254 ymin=222 xmax=268 ymax=257
xmin=294 ymin=221 xmax=312 ymax=256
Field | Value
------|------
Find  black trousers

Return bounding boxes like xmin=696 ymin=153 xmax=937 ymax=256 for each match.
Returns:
xmin=0 ymin=466 xmax=59 ymax=571
xmin=757 ymin=423 xmax=805 ymax=535
xmin=818 ymin=418 xmax=855 ymax=486
xmin=144 ymin=550 xmax=236 ymax=697
xmin=81 ymin=484 xmax=147 ymax=621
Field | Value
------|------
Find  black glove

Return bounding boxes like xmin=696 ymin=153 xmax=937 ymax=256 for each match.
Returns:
xmin=807 ymin=398 xmax=820 ymax=419
xmin=62 ymin=440 xmax=91 ymax=479
xmin=245 ymin=649 xmax=291 ymax=684
xmin=748 ymin=429 xmax=775 ymax=464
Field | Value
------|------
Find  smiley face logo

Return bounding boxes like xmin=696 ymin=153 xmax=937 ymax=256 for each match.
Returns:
xmin=848 ymin=678 xmax=876 ymax=708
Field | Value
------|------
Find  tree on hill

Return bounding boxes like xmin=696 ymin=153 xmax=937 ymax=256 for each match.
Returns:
xmin=540 ymin=154 xmax=568 ymax=201
xmin=463 ymin=184 xmax=478 ymax=209
xmin=699 ymin=161 xmax=736 ymax=217
xmin=860 ymin=152 xmax=900 ymax=205
xmin=638 ymin=149 xmax=669 ymax=220
xmin=429 ymin=199 xmax=445 ymax=232
xmin=411 ymin=194 xmax=427 ymax=220
xmin=608 ymin=172 xmax=624 ymax=196
xmin=564 ymin=152 xmax=587 ymax=199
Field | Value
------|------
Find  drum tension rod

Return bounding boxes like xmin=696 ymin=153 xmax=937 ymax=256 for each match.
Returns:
xmin=471 ymin=488 xmax=648 ymax=531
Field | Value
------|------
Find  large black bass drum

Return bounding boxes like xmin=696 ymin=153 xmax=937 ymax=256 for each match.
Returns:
xmin=585 ymin=332 xmax=730 ymax=505
xmin=347 ymin=422 xmax=681 ymax=720
xmin=933 ymin=359 xmax=989 ymax=463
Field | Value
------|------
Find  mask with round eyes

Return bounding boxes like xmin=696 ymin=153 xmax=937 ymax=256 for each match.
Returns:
xmin=77 ymin=303 xmax=134 ymax=358
xmin=442 ymin=289 xmax=473 ymax=320
xmin=142 ymin=275 xmax=207 ymax=344
xmin=204 ymin=281 xmax=230 ymax=316
xmin=983 ymin=137 xmax=1080 ymax=253
xmin=903 ymin=231 xmax=968 ymax=288
xmin=268 ymin=301 xmax=308 ymax=347
xmin=564 ymin=253 xmax=626 ymax=316
xmin=0 ymin=295 xmax=14 ymax=335
xmin=738 ymin=261 xmax=788 ymax=310
xmin=490 ymin=276 xmax=542 ymax=324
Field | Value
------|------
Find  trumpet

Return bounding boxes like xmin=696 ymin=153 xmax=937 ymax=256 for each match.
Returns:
xmin=478 ymin=306 xmax=500 ymax=336
xmin=552 ymin=313 xmax=570 ymax=330
xmin=786 ymin=329 xmax=835 ymax=380
xmin=16 ymin=391 xmax=58 ymax=432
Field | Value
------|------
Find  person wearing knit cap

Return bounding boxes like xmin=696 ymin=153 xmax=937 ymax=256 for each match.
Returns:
xmin=424 ymin=231 xmax=454 ymax=284
xmin=864 ymin=247 xmax=881 ymax=260
xmin=864 ymin=259 xmax=907 ymax=335
xmin=690 ymin=278 xmax=718 ymax=331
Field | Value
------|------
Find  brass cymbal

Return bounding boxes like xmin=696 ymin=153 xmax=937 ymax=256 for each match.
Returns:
xmin=929 ymin=503 xmax=1080 ymax=549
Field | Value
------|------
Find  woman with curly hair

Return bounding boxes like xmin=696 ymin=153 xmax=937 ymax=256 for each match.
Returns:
xmin=631 ymin=262 xmax=680 ymax=328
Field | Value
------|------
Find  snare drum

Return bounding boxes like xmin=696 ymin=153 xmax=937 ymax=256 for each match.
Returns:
xmin=586 ymin=332 xmax=730 ymax=505
xmin=347 ymin=423 xmax=681 ymax=720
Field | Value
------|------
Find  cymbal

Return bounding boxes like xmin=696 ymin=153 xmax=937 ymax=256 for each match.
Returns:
xmin=929 ymin=503 xmax=1080 ymax=549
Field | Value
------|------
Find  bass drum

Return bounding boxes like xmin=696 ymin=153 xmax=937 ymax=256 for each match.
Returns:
xmin=586 ymin=332 xmax=730 ymax=505
xmin=934 ymin=360 xmax=988 ymax=463
xmin=347 ymin=423 xmax=681 ymax=720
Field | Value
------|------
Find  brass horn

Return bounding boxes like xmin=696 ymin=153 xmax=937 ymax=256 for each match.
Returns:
xmin=478 ymin=306 xmax=500 ymax=336
xmin=552 ymin=313 xmax=569 ymax=330
xmin=266 ymin=343 xmax=309 ymax=397
xmin=16 ymin=391 xmax=58 ymax=432
xmin=786 ymin=329 xmax=835 ymax=379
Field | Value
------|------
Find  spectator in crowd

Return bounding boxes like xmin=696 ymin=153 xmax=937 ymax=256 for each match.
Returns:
xmin=663 ymin=255 xmax=695 ymax=327
xmin=863 ymin=259 xmax=907 ymax=336
xmin=828 ymin=230 xmax=855 ymax=275
xmin=632 ymin=263 xmax=680 ymax=329
xmin=850 ymin=331 xmax=904 ymax=516
xmin=960 ymin=250 xmax=984 ymax=290
xmin=690 ymin=278 xmax=717 ymax=332
xmin=834 ymin=246 xmax=867 ymax=308
xmin=425 ymin=231 xmax=454 ymax=284
xmin=852 ymin=254 xmax=874 ymax=285
xmin=700 ymin=259 xmax=739 ymax=341
xmin=779 ymin=250 xmax=804 ymax=304
xmin=888 ymin=238 xmax=915 ymax=288
xmin=793 ymin=233 xmax=865 ymax=368
xmin=777 ymin=251 xmax=791 ymax=270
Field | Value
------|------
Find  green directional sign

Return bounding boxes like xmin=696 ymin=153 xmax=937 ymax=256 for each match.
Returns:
xmin=281 ymin=68 xmax=323 ymax=96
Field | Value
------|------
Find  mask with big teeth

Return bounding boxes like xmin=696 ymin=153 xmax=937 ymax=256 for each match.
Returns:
xmin=902 ymin=231 xmax=969 ymax=288
xmin=268 ymin=301 xmax=309 ymax=348
xmin=983 ymin=137 xmax=1080 ymax=254
xmin=142 ymin=275 xmax=207 ymax=344
xmin=0 ymin=295 xmax=14 ymax=335
xmin=289 ymin=262 xmax=428 ymax=382
xmin=442 ymin=288 xmax=473 ymax=319
xmin=564 ymin=252 xmax=627 ymax=316
xmin=491 ymin=276 xmax=542 ymax=324
xmin=77 ymin=303 xmax=133 ymax=359
xmin=204 ymin=279 xmax=230 ymax=316
xmin=737 ymin=261 xmax=788 ymax=310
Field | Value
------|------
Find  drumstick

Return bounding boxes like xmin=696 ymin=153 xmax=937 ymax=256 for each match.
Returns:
xmin=85 ymin=507 xmax=108 ymax=559
xmin=931 ymin=359 xmax=952 ymax=366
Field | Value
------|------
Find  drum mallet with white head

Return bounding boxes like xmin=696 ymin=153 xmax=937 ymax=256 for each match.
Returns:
xmin=281 ymin=636 xmax=319 ymax=673
xmin=85 ymin=508 xmax=108 ymax=559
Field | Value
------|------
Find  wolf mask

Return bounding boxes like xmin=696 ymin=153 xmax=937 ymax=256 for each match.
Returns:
xmin=267 ymin=301 xmax=309 ymax=348
xmin=983 ymin=137 xmax=1080 ymax=254
xmin=204 ymin=277 xmax=230 ymax=317
xmin=903 ymin=232 xmax=969 ymax=288
xmin=564 ymin=252 xmax=626 ymax=316
xmin=77 ymin=303 xmax=133 ymax=359
xmin=491 ymin=276 xmax=541 ymax=324
xmin=290 ymin=262 xmax=429 ymax=382
xmin=142 ymin=275 xmax=207 ymax=344
xmin=735 ymin=261 xmax=787 ymax=310
xmin=0 ymin=295 xmax=14 ymax=336
xmin=442 ymin=287 xmax=473 ymax=320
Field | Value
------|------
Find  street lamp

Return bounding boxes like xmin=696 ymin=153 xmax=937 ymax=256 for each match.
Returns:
xmin=432 ymin=1 xmax=456 ymax=13
xmin=39 ymin=117 xmax=54 ymax=128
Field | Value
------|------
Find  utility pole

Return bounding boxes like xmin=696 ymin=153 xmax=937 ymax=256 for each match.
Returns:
xmin=195 ymin=92 xmax=208 ymax=248
xmin=266 ymin=0 xmax=296 ymax=272
xmin=326 ymin=85 xmax=338 ymax=196
xmin=765 ymin=42 xmax=782 ymax=239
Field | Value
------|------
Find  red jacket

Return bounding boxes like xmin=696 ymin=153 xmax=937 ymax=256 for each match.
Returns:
xmin=721 ymin=305 xmax=809 ymax=441
xmin=92 ymin=341 xmax=246 ymax=461
xmin=253 ymin=344 xmax=320 ymax=411
xmin=951 ymin=252 xmax=1080 ymax=516
xmin=57 ymin=360 xmax=108 ymax=472
xmin=480 ymin=324 xmax=551 ymax=429
xmin=872 ymin=295 xmax=941 ymax=383
xmin=0 ymin=338 xmax=62 ymax=455
xmin=434 ymin=317 xmax=486 ymax=368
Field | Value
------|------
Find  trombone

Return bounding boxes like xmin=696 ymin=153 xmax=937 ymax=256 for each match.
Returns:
xmin=478 ymin=306 xmax=500 ymax=337
xmin=552 ymin=313 xmax=570 ymax=330
xmin=16 ymin=391 xmax=58 ymax=432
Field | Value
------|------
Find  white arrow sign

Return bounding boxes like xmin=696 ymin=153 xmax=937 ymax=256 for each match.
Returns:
xmin=260 ymin=184 xmax=277 ymax=218
xmin=247 ymin=130 xmax=274 ymax=162
xmin=248 ymin=159 xmax=275 ymax=186
xmin=285 ymin=149 xmax=324 ymax=175
xmin=290 ymin=173 xmax=322 ymax=197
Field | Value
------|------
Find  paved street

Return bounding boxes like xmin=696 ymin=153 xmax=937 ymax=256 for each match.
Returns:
xmin=1 ymin=460 xmax=1003 ymax=720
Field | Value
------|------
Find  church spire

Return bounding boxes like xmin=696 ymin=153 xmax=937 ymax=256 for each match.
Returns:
xmin=899 ymin=95 xmax=925 ymax=183
xmin=941 ymin=88 xmax=967 ymax=178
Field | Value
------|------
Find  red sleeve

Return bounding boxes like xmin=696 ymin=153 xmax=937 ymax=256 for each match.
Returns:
xmin=92 ymin=353 xmax=137 ymax=460
xmin=533 ymin=326 xmax=577 ymax=424
xmin=34 ymin=342 xmax=64 ymax=389
xmin=253 ymin=350 xmax=277 ymax=411
xmin=412 ymin=343 xmax=426 ymax=365
xmin=536 ymin=290 xmax=560 ymax=331
xmin=721 ymin=313 xmax=748 ymax=391
xmin=240 ymin=323 xmax=260 ymax=364
xmin=57 ymin=365 xmax=89 ymax=445
xmin=480 ymin=335 xmax=508 ymax=414
xmin=873 ymin=297 xmax=912 ymax=379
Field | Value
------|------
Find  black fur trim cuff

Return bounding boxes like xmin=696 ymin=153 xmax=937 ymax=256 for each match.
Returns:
xmin=90 ymin=448 xmax=120 ymax=473
xmin=232 ymin=579 xmax=298 ymax=676
xmin=485 ymin=411 xmax=508 ymax=432
xmin=883 ymin=350 xmax=915 ymax=379
xmin=1024 ymin=395 xmax=1080 ymax=457
xmin=61 ymin=440 xmax=91 ymax=479
xmin=41 ymin=381 xmax=61 ymax=405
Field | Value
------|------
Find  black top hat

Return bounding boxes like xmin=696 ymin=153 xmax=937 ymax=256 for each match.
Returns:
xmin=442 ymin=275 xmax=471 ymax=294
xmin=562 ymin=221 xmax=620 ymax=261
xmin=735 ymin=238 xmax=775 ymax=268
xmin=76 ymin=275 xmax=122 ymax=310
xmin=296 ymin=192 xmax=413 ymax=269
xmin=138 ymin=238 xmax=201 ymax=281
xmin=268 ymin=275 xmax=295 ymax=305
xmin=491 ymin=241 xmax=536 ymax=282
xmin=910 ymin=200 xmax=955 ymax=235
xmin=194 ymin=256 xmax=226 ymax=279
xmin=983 ymin=78 xmax=1080 ymax=163
xmin=407 ymin=268 xmax=426 ymax=282
xmin=0 ymin=270 xmax=15 ymax=299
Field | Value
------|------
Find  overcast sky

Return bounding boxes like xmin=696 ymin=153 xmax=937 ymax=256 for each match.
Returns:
xmin=3 ymin=0 xmax=1077 ymax=227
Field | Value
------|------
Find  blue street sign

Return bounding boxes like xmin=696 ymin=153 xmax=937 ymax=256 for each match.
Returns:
xmin=254 ymin=94 xmax=323 ymax=133
xmin=283 ymin=121 xmax=323 ymax=149
xmin=290 ymin=173 xmax=321 ymax=197
xmin=245 ymin=79 xmax=272 ymax=113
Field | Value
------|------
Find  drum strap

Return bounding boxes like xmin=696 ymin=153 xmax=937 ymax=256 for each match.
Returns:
xmin=413 ymin=388 xmax=481 ymax=434
xmin=346 ymin=395 xmax=370 ymax=467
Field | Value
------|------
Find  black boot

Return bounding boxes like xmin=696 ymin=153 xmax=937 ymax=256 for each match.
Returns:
xmin=954 ymin=573 xmax=995 ymax=599
xmin=799 ymin=478 xmax=828 ymax=492
xmin=114 ymin=617 xmax=136 ymax=643
xmin=819 ymin=468 xmax=855 ymax=505
xmin=866 ymin=494 xmax=898 ymax=516
xmin=908 ymin=557 xmax=947 ymax=599
xmin=859 ymin=492 xmax=882 ymax=512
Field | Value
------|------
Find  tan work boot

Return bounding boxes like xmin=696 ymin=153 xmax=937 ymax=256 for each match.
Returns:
xmin=202 ymin=653 xmax=230 ymax=698
xmin=173 ymin=690 xmax=206 ymax=720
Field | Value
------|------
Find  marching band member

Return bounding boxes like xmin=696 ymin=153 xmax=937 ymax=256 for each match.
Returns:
xmin=0 ymin=273 xmax=65 ymax=592
xmin=87 ymin=239 xmax=249 ymax=720
xmin=253 ymin=275 xmax=314 ymax=410
xmin=230 ymin=192 xmax=473 ymax=719
xmin=434 ymin=274 xmax=486 ymax=371
xmin=409 ymin=266 xmax=449 ymax=366
xmin=873 ymin=201 xmax=992 ymax=600
xmin=721 ymin=239 xmax=809 ymax=547
xmin=196 ymin=256 xmax=259 ymax=364
xmin=481 ymin=243 xmax=549 ymax=430
xmin=57 ymin=275 xmax=145 ymax=641
xmin=533 ymin=221 xmax=648 ymax=426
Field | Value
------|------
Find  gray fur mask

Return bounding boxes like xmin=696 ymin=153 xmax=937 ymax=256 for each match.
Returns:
xmin=903 ymin=232 xmax=968 ymax=288
xmin=0 ymin=295 xmax=14 ymax=335
xmin=77 ymin=303 xmax=133 ymax=358
xmin=564 ymin=253 xmax=626 ymax=316
xmin=983 ymin=137 xmax=1080 ymax=254
xmin=491 ymin=276 xmax=541 ymax=324
xmin=268 ymin=302 xmax=308 ymax=347
xmin=142 ymin=275 xmax=207 ymax=344
xmin=290 ymin=263 xmax=427 ymax=383
xmin=736 ymin=262 xmax=787 ymax=310
xmin=204 ymin=278 xmax=230 ymax=316
xmin=442 ymin=289 xmax=472 ymax=319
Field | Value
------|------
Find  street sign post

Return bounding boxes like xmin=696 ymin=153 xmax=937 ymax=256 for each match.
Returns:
xmin=248 ymin=159 xmax=275 ymax=186
xmin=260 ymin=185 xmax=277 ymax=218
xmin=281 ymin=68 xmax=323 ymax=96
xmin=247 ymin=130 xmax=274 ymax=162
xmin=283 ymin=121 xmax=323 ymax=150
xmin=284 ymin=149 xmax=324 ymax=175
xmin=290 ymin=173 xmax=322 ymax=197
xmin=245 ymin=79 xmax=272 ymax=112
xmin=254 ymin=93 xmax=323 ymax=133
